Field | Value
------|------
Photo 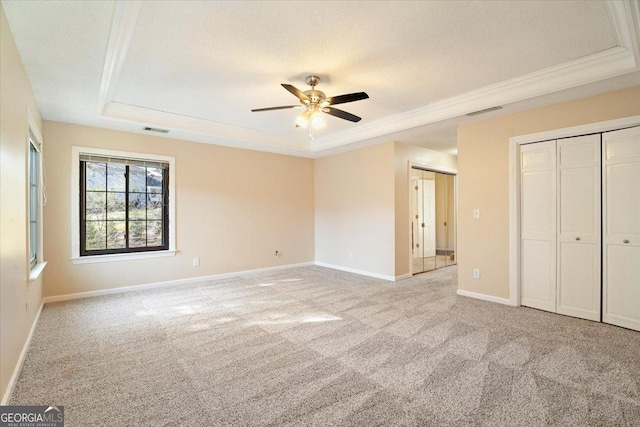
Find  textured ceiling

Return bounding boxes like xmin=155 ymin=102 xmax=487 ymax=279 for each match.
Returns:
xmin=2 ymin=0 xmax=638 ymax=155
xmin=114 ymin=0 xmax=617 ymax=138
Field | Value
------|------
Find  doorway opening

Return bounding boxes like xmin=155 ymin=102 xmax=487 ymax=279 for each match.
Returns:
xmin=411 ymin=167 xmax=457 ymax=274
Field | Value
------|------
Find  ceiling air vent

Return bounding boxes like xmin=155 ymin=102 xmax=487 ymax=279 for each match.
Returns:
xmin=466 ymin=106 xmax=503 ymax=117
xmin=143 ymin=126 xmax=169 ymax=133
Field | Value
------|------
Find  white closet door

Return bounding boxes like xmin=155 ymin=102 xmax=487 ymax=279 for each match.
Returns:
xmin=521 ymin=140 xmax=557 ymax=312
xmin=603 ymin=126 xmax=640 ymax=332
xmin=556 ymin=135 xmax=601 ymax=321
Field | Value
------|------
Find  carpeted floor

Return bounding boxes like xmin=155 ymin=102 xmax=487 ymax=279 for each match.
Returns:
xmin=10 ymin=266 xmax=640 ymax=426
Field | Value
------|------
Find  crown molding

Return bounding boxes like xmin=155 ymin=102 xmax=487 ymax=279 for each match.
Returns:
xmin=95 ymin=0 xmax=144 ymax=117
xmin=102 ymin=102 xmax=312 ymax=156
xmin=93 ymin=1 xmax=640 ymax=158
xmin=310 ymin=47 xmax=638 ymax=152
xmin=606 ymin=0 xmax=640 ymax=66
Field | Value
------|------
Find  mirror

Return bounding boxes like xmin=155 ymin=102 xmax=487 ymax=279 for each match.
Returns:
xmin=411 ymin=168 xmax=456 ymax=274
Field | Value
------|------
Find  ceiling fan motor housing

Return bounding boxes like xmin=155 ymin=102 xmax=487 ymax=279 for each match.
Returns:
xmin=305 ymin=75 xmax=320 ymax=87
xmin=303 ymin=89 xmax=327 ymax=107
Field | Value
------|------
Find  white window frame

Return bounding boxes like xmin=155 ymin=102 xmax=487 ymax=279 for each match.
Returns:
xmin=27 ymin=110 xmax=46 ymax=282
xmin=71 ymin=146 xmax=176 ymax=264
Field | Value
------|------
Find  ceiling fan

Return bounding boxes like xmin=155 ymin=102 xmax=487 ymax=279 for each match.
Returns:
xmin=251 ymin=75 xmax=369 ymax=129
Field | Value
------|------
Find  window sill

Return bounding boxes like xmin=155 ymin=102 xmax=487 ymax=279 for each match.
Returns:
xmin=71 ymin=250 xmax=177 ymax=264
xmin=28 ymin=261 xmax=48 ymax=282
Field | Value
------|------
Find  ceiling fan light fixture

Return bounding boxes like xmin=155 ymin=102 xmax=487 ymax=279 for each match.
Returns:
xmin=295 ymin=112 xmax=309 ymax=128
xmin=310 ymin=111 xmax=325 ymax=128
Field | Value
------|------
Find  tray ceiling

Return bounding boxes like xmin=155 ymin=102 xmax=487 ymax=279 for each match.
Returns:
xmin=3 ymin=0 xmax=640 ymax=157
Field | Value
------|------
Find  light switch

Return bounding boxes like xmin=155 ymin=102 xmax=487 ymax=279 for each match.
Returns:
xmin=473 ymin=209 xmax=480 ymax=219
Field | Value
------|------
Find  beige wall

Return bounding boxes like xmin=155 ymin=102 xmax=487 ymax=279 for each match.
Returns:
xmin=43 ymin=121 xmax=314 ymax=296
xmin=458 ymin=85 xmax=640 ymax=299
xmin=394 ymin=142 xmax=458 ymax=277
xmin=314 ymin=142 xmax=396 ymax=278
xmin=0 ymin=4 xmax=44 ymax=401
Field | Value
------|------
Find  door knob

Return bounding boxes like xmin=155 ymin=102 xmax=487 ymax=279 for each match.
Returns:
xmin=575 ymin=237 xmax=581 ymax=241
xmin=623 ymin=239 xmax=630 ymax=244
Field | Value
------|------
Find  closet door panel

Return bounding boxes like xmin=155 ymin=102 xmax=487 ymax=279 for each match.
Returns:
xmin=557 ymin=135 xmax=601 ymax=321
xmin=605 ymin=245 xmax=640 ymax=329
xmin=558 ymin=242 xmax=600 ymax=320
xmin=521 ymin=240 xmax=555 ymax=308
xmin=603 ymin=126 xmax=640 ymax=332
xmin=606 ymin=163 xmax=640 ymax=235
xmin=559 ymin=167 xmax=598 ymax=236
xmin=521 ymin=141 xmax=556 ymax=312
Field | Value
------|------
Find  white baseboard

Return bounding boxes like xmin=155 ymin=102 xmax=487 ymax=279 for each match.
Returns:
xmin=314 ymin=262 xmax=397 ymax=281
xmin=43 ymin=262 xmax=315 ymax=304
xmin=456 ymin=289 xmax=515 ymax=306
xmin=1 ymin=302 xmax=44 ymax=405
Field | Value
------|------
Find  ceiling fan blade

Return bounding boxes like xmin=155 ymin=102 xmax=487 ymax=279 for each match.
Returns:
xmin=323 ymin=107 xmax=362 ymax=123
xmin=281 ymin=84 xmax=310 ymax=102
xmin=325 ymin=92 xmax=369 ymax=106
xmin=251 ymin=105 xmax=300 ymax=112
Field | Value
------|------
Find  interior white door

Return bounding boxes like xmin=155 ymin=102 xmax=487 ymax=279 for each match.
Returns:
xmin=603 ymin=126 xmax=640 ymax=332
xmin=556 ymin=135 xmax=601 ymax=321
xmin=521 ymin=140 xmax=557 ymax=312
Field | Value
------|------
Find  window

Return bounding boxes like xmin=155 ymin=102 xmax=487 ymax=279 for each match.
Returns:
xmin=79 ymin=154 xmax=170 ymax=256
xmin=27 ymin=114 xmax=46 ymax=281
xmin=28 ymin=137 xmax=40 ymax=269
xmin=71 ymin=147 xmax=175 ymax=263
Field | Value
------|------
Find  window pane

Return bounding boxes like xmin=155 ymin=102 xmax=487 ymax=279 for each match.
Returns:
xmin=130 ymin=166 xmax=146 ymax=192
xmin=30 ymin=221 xmax=37 ymax=260
xmin=30 ymin=184 xmax=37 ymax=221
xmin=147 ymin=195 xmax=162 ymax=220
xmin=147 ymin=167 xmax=163 ymax=193
xmin=129 ymin=193 xmax=146 ymax=220
xmin=107 ymin=221 xmax=126 ymax=249
xmin=129 ymin=221 xmax=146 ymax=248
xmin=86 ymin=191 xmax=106 ymax=220
xmin=107 ymin=192 xmax=126 ymax=220
xmin=30 ymin=147 xmax=37 ymax=185
xmin=147 ymin=220 xmax=163 ymax=247
xmin=86 ymin=221 xmax=106 ymax=250
xmin=107 ymin=164 xmax=126 ymax=192
xmin=86 ymin=162 xmax=106 ymax=191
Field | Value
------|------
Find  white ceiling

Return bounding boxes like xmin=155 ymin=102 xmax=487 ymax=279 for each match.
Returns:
xmin=3 ymin=0 xmax=640 ymax=157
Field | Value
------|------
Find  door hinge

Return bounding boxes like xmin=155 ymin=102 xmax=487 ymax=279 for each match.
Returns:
xmin=416 ymin=243 xmax=420 ymax=248
xmin=415 ymin=214 xmax=419 ymax=219
xmin=421 ymin=223 xmax=425 ymax=228
xmin=415 ymin=186 xmax=418 ymax=190
xmin=444 ymin=221 xmax=447 ymax=226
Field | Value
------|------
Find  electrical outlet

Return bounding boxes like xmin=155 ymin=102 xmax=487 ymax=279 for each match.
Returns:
xmin=473 ymin=268 xmax=480 ymax=279
xmin=473 ymin=209 xmax=480 ymax=219
xmin=193 ymin=257 xmax=200 ymax=267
